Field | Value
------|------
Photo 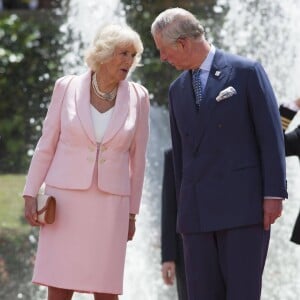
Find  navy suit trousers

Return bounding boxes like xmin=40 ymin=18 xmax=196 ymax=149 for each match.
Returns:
xmin=182 ymin=224 xmax=270 ymax=300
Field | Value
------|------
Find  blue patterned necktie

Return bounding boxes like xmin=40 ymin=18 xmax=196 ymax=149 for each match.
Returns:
xmin=192 ymin=68 xmax=203 ymax=110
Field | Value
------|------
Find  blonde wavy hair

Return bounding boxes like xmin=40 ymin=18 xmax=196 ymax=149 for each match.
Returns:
xmin=85 ymin=24 xmax=144 ymax=72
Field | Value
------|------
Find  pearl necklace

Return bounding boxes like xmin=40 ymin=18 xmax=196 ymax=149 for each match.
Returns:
xmin=92 ymin=73 xmax=117 ymax=102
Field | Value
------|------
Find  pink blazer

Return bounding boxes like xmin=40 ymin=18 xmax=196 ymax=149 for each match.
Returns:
xmin=23 ymin=70 xmax=150 ymax=214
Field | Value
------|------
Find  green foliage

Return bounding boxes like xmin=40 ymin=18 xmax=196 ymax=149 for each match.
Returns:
xmin=0 ymin=174 xmax=42 ymax=299
xmin=0 ymin=11 xmax=68 ymax=173
xmin=0 ymin=174 xmax=26 ymax=228
xmin=121 ymin=0 xmax=229 ymax=106
xmin=0 ymin=227 xmax=42 ymax=300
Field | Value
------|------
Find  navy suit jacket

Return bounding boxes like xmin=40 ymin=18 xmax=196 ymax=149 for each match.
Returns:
xmin=169 ymin=49 xmax=288 ymax=233
xmin=284 ymin=125 xmax=300 ymax=244
xmin=161 ymin=149 xmax=181 ymax=263
xmin=161 ymin=149 xmax=187 ymax=300
xmin=285 ymin=126 xmax=300 ymax=157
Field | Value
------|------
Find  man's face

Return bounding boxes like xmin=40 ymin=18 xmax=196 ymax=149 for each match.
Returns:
xmin=153 ymin=33 xmax=188 ymax=70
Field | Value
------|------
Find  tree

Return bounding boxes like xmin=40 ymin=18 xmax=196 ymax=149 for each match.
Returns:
xmin=0 ymin=7 xmax=69 ymax=173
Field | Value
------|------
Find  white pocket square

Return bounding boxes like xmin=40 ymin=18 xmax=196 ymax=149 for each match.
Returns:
xmin=216 ymin=86 xmax=237 ymax=102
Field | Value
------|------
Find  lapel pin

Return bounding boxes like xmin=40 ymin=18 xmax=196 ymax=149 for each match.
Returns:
xmin=215 ymin=70 xmax=221 ymax=77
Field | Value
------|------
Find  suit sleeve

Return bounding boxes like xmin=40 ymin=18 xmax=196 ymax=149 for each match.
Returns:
xmin=23 ymin=75 xmax=73 ymax=197
xmin=161 ymin=149 xmax=178 ymax=263
xmin=128 ymin=83 xmax=150 ymax=214
xmin=285 ymin=126 xmax=300 ymax=157
xmin=246 ymin=62 xmax=287 ymax=198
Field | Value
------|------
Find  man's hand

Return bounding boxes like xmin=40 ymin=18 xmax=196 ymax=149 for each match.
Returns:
xmin=162 ymin=261 xmax=176 ymax=285
xmin=263 ymin=198 xmax=283 ymax=230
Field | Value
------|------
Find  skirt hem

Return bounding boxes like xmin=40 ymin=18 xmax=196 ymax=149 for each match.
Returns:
xmin=32 ymin=280 xmax=122 ymax=295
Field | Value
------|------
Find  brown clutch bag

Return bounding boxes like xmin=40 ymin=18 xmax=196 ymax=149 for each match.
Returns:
xmin=36 ymin=194 xmax=56 ymax=224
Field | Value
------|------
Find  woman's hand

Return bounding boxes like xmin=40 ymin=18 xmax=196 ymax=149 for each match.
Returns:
xmin=127 ymin=214 xmax=136 ymax=241
xmin=23 ymin=195 xmax=42 ymax=226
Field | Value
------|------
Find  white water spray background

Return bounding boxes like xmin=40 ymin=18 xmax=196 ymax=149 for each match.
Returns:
xmin=62 ymin=0 xmax=300 ymax=299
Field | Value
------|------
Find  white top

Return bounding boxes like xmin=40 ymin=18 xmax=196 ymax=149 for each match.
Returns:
xmin=90 ymin=105 xmax=114 ymax=143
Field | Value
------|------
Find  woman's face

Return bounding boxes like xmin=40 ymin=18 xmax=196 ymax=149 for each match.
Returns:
xmin=102 ymin=44 xmax=137 ymax=84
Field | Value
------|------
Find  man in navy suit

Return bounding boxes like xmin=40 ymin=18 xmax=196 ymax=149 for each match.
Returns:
xmin=151 ymin=8 xmax=287 ymax=300
xmin=161 ymin=149 xmax=187 ymax=300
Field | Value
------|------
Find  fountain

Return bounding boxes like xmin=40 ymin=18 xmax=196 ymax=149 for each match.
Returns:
xmin=60 ymin=0 xmax=300 ymax=299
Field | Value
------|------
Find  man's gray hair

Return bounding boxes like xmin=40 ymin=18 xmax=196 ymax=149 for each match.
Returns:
xmin=151 ymin=8 xmax=204 ymax=43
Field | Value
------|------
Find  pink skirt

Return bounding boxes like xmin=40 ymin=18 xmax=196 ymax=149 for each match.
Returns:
xmin=32 ymin=167 xmax=130 ymax=294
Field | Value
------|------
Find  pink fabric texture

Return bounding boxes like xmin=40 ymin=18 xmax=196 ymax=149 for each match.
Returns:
xmin=23 ymin=70 xmax=150 ymax=293
xmin=33 ymin=175 xmax=129 ymax=294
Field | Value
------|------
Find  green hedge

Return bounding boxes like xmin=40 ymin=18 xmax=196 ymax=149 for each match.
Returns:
xmin=0 ymin=10 xmax=68 ymax=173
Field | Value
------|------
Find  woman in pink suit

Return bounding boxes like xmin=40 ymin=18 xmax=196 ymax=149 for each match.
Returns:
xmin=23 ymin=24 xmax=150 ymax=300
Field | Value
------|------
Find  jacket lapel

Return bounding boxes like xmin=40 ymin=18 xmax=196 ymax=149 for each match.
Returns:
xmin=102 ymin=80 xmax=130 ymax=143
xmin=75 ymin=70 xmax=96 ymax=144
xmin=194 ymin=49 xmax=232 ymax=153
